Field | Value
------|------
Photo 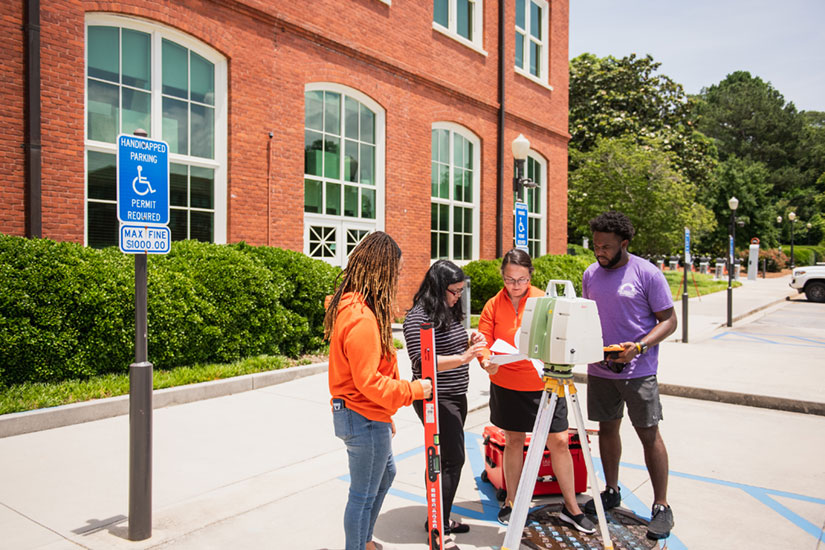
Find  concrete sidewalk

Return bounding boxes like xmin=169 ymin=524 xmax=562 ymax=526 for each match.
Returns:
xmin=1 ymin=273 xmax=823 ymax=550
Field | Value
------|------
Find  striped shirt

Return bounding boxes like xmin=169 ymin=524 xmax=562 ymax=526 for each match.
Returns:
xmin=403 ymin=303 xmax=470 ymax=396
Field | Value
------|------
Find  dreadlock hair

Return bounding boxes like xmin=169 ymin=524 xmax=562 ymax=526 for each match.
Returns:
xmin=501 ymin=248 xmax=534 ymax=275
xmin=324 ymin=231 xmax=402 ymax=359
xmin=410 ymin=260 xmax=466 ymax=331
xmin=589 ymin=211 xmax=636 ymax=242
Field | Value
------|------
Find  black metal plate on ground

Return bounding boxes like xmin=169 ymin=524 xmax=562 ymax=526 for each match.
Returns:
xmin=521 ymin=503 xmax=665 ymax=550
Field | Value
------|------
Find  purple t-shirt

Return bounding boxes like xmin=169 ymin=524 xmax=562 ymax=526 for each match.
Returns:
xmin=582 ymin=254 xmax=673 ymax=379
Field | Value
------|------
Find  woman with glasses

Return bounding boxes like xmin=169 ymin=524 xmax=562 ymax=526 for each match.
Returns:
xmin=403 ymin=260 xmax=490 ymax=550
xmin=477 ymin=249 xmax=595 ymax=534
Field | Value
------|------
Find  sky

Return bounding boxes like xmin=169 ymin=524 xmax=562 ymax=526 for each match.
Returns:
xmin=569 ymin=0 xmax=825 ymax=112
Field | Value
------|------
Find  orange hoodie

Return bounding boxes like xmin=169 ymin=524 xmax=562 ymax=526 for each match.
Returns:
xmin=328 ymin=292 xmax=426 ymax=423
xmin=477 ymin=285 xmax=546 ymax=392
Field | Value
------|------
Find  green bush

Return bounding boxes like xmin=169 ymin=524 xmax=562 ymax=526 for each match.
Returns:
xmin=0 ymin=235 xmax=339 ymax=386
xmin=463 ymin=253 xmax=594 ymax=313
xmin=741 ymin=248 xmax=789 ymax=272
xmin=789 ymin=245 xmax=825 ymax=266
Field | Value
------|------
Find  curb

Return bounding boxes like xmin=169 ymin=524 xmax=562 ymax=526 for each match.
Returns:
xmin=0 ymin=362 xmax=329 ymax=439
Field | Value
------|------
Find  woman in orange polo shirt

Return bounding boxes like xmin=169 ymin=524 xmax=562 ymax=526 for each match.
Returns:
xmin=325 ymin=231 xmax=432 ymax=550
xmin=478 ymin=249 xmax=594 ymax=534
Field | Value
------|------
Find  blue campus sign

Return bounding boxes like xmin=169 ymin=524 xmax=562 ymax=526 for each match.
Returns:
xmin=117 ymin=134 xmax=170 ymax=225
xmin=515 ymin=202 xmax=528 ymax=251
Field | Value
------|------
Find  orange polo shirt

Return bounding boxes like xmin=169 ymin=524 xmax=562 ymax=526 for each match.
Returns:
xmin=478 ymin=286 xmax=546 ymax=392
xmin=328 ymin=292 xmax=426 ymax=423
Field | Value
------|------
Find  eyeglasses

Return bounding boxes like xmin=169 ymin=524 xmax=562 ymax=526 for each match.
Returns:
xmin=503 ymin=277 xmax=530 ymax=286
xmin=447 ymin=287 xmax=465 ymax=297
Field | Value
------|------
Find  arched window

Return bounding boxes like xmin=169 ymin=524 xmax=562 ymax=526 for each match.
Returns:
xmin=514 ymin=152 xmax=547 ymax=257
xmin=85 ymin=14 xmax=227 ymax=247
xmin=303 ymin=84 xmax=385 ymax=266
xmin=431 ymin=123 xmax=481 ymax=262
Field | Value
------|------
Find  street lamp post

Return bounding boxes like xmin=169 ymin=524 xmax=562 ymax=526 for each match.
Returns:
xmin=727 ymin=196 xmax=739 ymax=327
xmin=511 ymin=134 xmax=535 ymax=249
xmin=789 ymin=211 xmax=796 ymax=269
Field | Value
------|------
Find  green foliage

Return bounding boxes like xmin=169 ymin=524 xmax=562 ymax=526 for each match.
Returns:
xmin=787 ymin=245 xmax=825 ymax=267
xmin=0 ymin=235 xmax=338 ymax=385
xmin=740 ymin=248 xmax=789 ymax=272
xmin=568 ymin=136 xmax=715 ymax=255
xmin=565 ymin=244 xmax=596 ymax=260
xmin=463 ymin=254 xmax=593 ymax=313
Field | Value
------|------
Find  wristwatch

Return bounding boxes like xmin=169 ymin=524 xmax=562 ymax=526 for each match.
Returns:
xmin=636 ymin=341 xmax=649 ymax=355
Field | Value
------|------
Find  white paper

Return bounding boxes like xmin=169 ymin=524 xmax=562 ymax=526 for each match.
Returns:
xmin=488 ymin=338 xmax=527 ymax=365
xmin=489 ymin=353 xmax=529 ymax=365
xmin=489 ymin=339 xmax=519 ymax=355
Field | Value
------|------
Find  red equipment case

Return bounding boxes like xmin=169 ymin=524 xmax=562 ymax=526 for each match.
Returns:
xmin=481 ymin=425 xmax=588 ymax=500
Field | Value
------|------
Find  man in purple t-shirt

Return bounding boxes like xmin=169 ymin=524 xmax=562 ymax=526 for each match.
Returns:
xmin=581 ymin=211 xmax=677 ymax=541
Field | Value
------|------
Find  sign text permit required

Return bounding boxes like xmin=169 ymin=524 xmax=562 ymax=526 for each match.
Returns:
xmin=515 ymin=201 xmax=528 ymax=251
xmin=117 ymin=134 xmax=170 ymax=225
xmin=120 ymin=225 xmax=171 ymax=254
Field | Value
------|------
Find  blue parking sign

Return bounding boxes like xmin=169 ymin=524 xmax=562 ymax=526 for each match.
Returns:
xmin=515 ymin=201 xmax=528 ymax=251
xmin=117 ymin=134 xmax=169 ymax=225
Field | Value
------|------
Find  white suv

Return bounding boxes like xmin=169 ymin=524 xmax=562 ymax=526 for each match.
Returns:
xmin=790 ymin=265 xmax=825 ymax=303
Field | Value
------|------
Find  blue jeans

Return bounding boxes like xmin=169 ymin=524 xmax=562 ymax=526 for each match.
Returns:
xmin=333 ymin=405 xmax=396 ymax=550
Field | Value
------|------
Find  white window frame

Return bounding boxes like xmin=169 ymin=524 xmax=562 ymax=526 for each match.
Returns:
xmin=303 ymin=83 xmax=386 ymax=268
xmin=525 ymin=152 xmax=547 ymax=257
xmin=515 ymin=0 xmax=552 ymax=90
xmin=84 ymin=13 xmax=228 ymax=245
xmin=432 ymin=0 xmax=487 ymax=56
xmin=431 ymin=122 xmax=481 ymax=266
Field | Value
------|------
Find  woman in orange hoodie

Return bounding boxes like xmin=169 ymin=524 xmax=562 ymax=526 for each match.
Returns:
xmin=478 ymin=249 xmax=594 ymax=534
xmin=325 ymin=231 xmax=432 ymax=550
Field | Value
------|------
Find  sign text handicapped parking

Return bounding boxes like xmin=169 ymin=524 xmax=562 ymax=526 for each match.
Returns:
xmin=117 ymin=134 xmax=170 ymax=225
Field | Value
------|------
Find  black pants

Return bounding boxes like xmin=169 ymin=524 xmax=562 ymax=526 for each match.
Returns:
xmin=414 ymin=392 xmax=467 ymax=535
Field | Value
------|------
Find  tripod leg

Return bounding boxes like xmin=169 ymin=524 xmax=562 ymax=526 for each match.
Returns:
xmin=568 ymin=388 xmax=614 ymax=550
xmin=502 ymin=390 xmax=558 ymax=550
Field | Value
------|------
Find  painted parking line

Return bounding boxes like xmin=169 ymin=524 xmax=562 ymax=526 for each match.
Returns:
xmin=712 ymin=331 xmax=825 ymax=347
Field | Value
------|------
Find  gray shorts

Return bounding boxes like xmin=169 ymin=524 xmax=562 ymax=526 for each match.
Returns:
xmin=587 ymin=374 xmax=663 ymax=428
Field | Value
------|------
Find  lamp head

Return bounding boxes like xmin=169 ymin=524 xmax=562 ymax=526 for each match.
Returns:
xmin=511 ymin=133 xmax=530 ymax=161
xmin=728 ymin=196 xmax=739 ymax=211
xmin=789 ymin=211 xmax=796 ymax=221
xmin=777 ymin=216 xmax=782 ymax=224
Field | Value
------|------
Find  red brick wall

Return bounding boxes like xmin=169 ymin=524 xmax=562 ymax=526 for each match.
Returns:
xmin=1 ymin=0 xmax=569 ymax=306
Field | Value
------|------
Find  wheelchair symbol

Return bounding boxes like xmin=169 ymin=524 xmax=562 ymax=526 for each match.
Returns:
xmin=132 ymin=165 xmax=156 ymax=196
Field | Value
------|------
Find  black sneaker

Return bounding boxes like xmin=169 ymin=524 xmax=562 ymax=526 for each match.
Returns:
xmin=497 ymin=503 xmax=512 ymax=525
xmin=647 ymin=504 xmax=674 ymax=539
xmin=584 ymin=485 xmax=621 ymax=514
xmin=559 ymin=505 xmax=596 ymax=534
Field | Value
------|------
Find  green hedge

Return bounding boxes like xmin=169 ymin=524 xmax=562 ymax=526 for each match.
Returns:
xmin=0 ymin=235 xmax=339 ymax=386
xmin=788 ymin=245 xmax=825 ymax=267
xmin=464 ymin=252 xmax=595 ymax=313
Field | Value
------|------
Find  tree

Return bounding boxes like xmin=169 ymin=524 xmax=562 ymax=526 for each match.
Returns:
xmin=569 ymin=53 xmax=717 ymax=189
xmin=568 ymin=136 xmax=715 ymax=255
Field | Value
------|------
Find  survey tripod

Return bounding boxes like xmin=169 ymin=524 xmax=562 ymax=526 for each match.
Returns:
xmin=501 ymin=361 xmax=614 ymax=550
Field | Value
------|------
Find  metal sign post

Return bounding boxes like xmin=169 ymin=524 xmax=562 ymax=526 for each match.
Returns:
xmin=683 ymin=228 xmax=690 ymax=343
xmin=117 ymin=130 xmax=170 ymax=541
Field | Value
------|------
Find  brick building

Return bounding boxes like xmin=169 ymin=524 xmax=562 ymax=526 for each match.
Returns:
xmin=3 ymin=0 xmax=570 ymax=306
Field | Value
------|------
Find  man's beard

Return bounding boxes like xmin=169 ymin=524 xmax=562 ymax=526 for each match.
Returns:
xmin=599 ymin=248 xmax=623 ymax=269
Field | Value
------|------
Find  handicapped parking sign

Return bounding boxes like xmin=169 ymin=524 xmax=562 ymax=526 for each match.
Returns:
xmin=117 ymin=134 xmax=169 ymax=225
xmin=515 ymin=201 xmax=528 ymax=251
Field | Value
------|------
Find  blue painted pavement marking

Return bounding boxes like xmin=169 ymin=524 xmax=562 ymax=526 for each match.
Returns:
xmin=712 ymin=331 xmax=825 ymax=348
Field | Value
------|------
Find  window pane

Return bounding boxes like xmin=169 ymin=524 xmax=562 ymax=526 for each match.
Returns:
xmin=190 ymin=211 xmax=213 ymax=242
xmin=162 ymin=39 xmax=188 ymax=99
xmin=87 ymin=79 xmax=118 ymax=142
xmin=162 ymin=96 xmax=189 ymax=154
xmin=190 ymin=52 xmax=214 ymax=105
xmin=122 ymin=29 xmax=151 ymax=90
xmin=463 ymin=236 xmax=471 ymax=260
xmin=464 ymin=139 xmax=473 ymax=169
xmin=530 ymin=2 xmax=542 ymax=39
xmin=325 ymin=182 xmax=341 ymax=215
xmin=170 ymin=163 xmax=188 ymax=207
xmin=345 ymin=140 xmax=358 ymax=183
xmin=431 ymin=231 xmax=438 ymax=259
xmin=87 ymin=151 xmax=116 ymax=201
xmin=305 ymin=91 xmax=323 ymax=130
xmin=437 ymin=129 xmax=449 ymax=162
xmin=431 ymin=162 xmax=439 ymax=197
xmin=530 ymin=41 xmax=540 ymax=77
xmin=453 ymin=234 xmax=462 ymax=259
xmin=361 ymin=188 xmax=375 ymax=219
xmin=169 ymin=208 xmax=188 ymax=241
xmin=190 ymin=166 xmax=214 ymax=208
xmin=87 ymin=201 xmax=118 ymax=249
xmin=191 ymin=103 xmax=214 ymax=159
xmin=439 ymin=203 xmax=449 ymax=230
xmin=434 ymin=0 xmax=448 ymax=27
xmin=344 ymin=98 xmax=359 ymax=140
xmin=463 ymin=169 xmax=473 ymax=203
xmin=360 ymin=144 xmax=374 ymax=185
xmin=305 ymin=130 xmax=324 ymax=176
xmin=453 ymin=205 xmax=463 ymax=232
xmin=304 ymin=179 xmax=322 ymax=213
xmin=516 ymin=0 xmax=526 ymax=29
xmin=88 ymin=26 xmax=119 ymax=83
xmin=344 ymin=185 xmax=358 ymax=217
xmin=453 ymin=168 xmax=463 ymax=202
xmin=324 ymin=136 xmax=340 ymax=179
xmin=457 ymin=0 xmax=472 ymax=40
xmin=438 ymin=233 xmax=448 ymax=259
xmin=464 ymin=207 xmax=472 ymax=233
xmin=439 ymin=164 xmax=449 ymax=199
xmin=360 ymin=104 xmax=375 ymax=143
xmin=515 ymin=33 xmax=524 ymax=69
xmin=431 ymin=202 xmax=438 ymax=230
xmin=122 ymin=88 xmax=151 ymax=136
xmin=324 ymin=92 xmax=340 ymax=135
xmin=453 ymin=135 xmax=464 ymax=169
